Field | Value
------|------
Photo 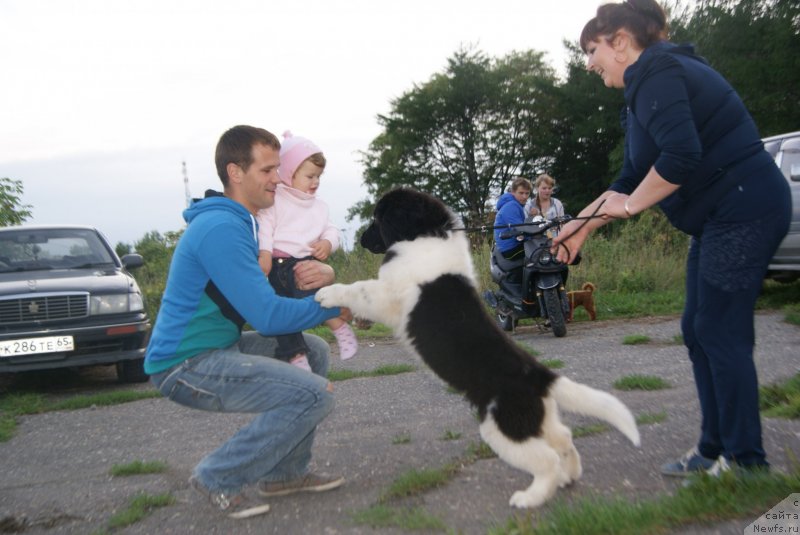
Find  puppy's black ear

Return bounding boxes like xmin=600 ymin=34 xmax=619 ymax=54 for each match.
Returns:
xmin=360 ymin=221 xmax=386 ymax=254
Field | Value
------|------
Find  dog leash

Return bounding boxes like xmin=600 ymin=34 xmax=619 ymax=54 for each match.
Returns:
xmin=454 ymin=199 xmax=612 ymax=262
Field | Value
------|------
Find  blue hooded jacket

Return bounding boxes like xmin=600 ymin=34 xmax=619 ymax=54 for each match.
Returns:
xmin=144 ymin=191 xmax=340 ymax=374
xmin=493 ymin=192 xmax=527 ymax=253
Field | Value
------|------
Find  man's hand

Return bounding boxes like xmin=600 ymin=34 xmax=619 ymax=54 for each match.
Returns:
xmin=294 ymin=260 xmax=335 ymax=291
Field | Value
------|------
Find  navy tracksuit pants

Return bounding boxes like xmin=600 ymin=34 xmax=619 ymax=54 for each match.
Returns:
xmin=680 ymin=166 xmax=791 ymax=468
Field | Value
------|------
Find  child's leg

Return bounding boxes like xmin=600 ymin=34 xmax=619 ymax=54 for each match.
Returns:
xmin=269 ymin=260 xmax=311 ymax=371
xmin=325 ymin=318 xmax=358 ymax=360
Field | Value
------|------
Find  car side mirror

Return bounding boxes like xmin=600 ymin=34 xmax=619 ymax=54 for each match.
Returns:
xmin=121 ymin=253 xmax=144 ymax=270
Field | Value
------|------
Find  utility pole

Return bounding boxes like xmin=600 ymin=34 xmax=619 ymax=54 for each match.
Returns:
xmin=182 ymin=161 xmax=192 ymax=208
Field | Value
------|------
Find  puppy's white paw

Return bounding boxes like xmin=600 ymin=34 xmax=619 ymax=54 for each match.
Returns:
xmin=509 ymin=490 xmax=545 ymax=509
xmin=315 ymin=284 xmax=348 ymax=308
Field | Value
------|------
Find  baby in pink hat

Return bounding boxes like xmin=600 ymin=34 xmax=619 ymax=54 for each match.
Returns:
xmin=256 ymin=132 xmax=358 ymax=369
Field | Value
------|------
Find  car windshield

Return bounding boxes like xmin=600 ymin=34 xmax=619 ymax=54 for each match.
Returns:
xmin=0 ymin=229 xmax=116 ymax=273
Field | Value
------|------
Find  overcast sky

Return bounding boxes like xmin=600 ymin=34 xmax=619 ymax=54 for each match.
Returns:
xmin=1 ymin=0 xmax=603 ymax=249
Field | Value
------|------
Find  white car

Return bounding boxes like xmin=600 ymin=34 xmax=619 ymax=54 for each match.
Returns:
xmin=764 ymin=131 xmax=800 ymax=282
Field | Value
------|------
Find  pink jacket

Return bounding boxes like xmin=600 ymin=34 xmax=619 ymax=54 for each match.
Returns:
xmin=256 ymin=184 xmax=341 ymax=258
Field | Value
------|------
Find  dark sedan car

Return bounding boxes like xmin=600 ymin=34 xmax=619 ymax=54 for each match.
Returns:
xmin=0 ymin=225 xmax=150 ymax=382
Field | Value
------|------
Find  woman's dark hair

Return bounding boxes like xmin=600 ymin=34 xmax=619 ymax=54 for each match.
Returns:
xmin=580 ymin=0 xmax=668 ymax=52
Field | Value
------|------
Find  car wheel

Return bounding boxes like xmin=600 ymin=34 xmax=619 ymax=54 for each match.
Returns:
xmin=116 ymin=358 xmax=148 ymax=383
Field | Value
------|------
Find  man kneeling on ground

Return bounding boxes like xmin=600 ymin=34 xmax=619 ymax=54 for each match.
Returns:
xmin=145 ymin=125 xmax=349 ymax=519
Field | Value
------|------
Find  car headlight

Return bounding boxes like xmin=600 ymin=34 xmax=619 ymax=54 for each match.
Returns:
xmin=90 ymin=294 xmax=144 ymax=315
xmin=129 ymin=293 xmax=145 ymax=312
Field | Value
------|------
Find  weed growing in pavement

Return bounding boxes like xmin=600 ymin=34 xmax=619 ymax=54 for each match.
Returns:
xmin=539 ymin=358 xmax=565 ymax=369
xmin=380 ymin=464 xmax=461 ymax=502
xmin=622 ymin=334 xmax=651 ymax=345
xmin=110 ymin=460 xmax=168 ymax=477
xmin=572 ymin=411 xmax=667 ymax=439
xmin=636 ymin=411 xmax=668 ymax=426
xmin=516 ymin=341 xmax=540 ymax=356
xmin=350 ymin=505 xmax=446 ymax=531
xmin=392 ymin=432 xmax=412 ymax=445
xmin=614 ymin=374 xmax=671 ymax=391
xmin=440 ymin=429 xmax=462 ymax=441
xmin=105 ymin=492 xmax=174 ymax=530
xmin=572 ymin=423 xmax=610 ymax=438
xmin=327 ymin=364 xmax=415 ymax=382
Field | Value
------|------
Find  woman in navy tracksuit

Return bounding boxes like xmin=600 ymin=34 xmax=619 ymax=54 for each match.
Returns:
xmin=553 ymin=0 xmax=791 ymax=475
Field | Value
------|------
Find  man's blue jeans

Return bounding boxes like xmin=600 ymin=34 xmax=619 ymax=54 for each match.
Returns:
xmin=151 ymin=332 xmax=334 ymax=495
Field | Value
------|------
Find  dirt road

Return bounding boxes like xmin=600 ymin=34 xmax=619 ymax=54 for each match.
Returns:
xmin=1 ymin=312 xmax=798 ymax=534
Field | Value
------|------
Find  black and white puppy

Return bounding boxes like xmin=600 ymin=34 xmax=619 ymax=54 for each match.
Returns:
xmin=316 ymin=187 xmax=640 ymax=509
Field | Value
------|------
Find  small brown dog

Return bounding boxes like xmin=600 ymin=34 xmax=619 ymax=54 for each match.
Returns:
xmin=567 ymin=282 xmax=597 ymax=321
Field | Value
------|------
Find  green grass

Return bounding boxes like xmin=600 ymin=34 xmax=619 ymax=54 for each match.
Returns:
xmin=573 ymin=411 xmax=667 ymax=440
xmin=440 ymin=429 xmax=462 ymax=441
xmin=327 ymin=364 xmax=415 ymax=382
xmin=636 ymin=411 xmax=668 ymax=426
xmin=106 ymin=492 xmax=174 ymax=530
xmin=614 ymin=374 xmax=671 ymax=391
xmin=350 ymin=505 xmax=446 ymax=531
xmin=380 ymin=464 xmax=460 ymax=502
xmin=491 ymin=467 xmax=800 ymax=535
xmin=0 ymin=389 xmax=161 ymax=443
xmin=539 ymin=358 xmax=565 ymax=369
xmin=465 ymin=440 xmax=497 ymax=460
xmin=110 ymin=460 xmax=168 ymax=477
xmin=622 ymin=334 xmax=651 ymax=345
xmin=760 ymin=372 xmax=800 ymax=418
xmin=758 ymin=279 xmax=800 ymax=312
xmin=572 ymin=423 xmax=610 ymax=438
xmin=517 ymin=341 xmax=540 ymax=356
xmin=392 ymin=432 xmax=412 ymax=445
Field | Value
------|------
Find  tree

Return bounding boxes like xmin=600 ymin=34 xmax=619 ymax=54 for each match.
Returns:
xmin=546 ymin=43 xmax=626 ymax=213
xmin=355 ymin=48 xmax=560 ymax=228
xmin=669 ymin=0 xmax=800 ymax=137
xmin=0 ymin=177 xmax=32 ymax=227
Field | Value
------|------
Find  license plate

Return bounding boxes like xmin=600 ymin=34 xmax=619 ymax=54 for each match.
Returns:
xmin=0 ymin=335 xmax=75 ymax=358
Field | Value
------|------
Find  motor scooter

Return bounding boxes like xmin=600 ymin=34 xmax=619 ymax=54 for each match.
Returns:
xmin=483 ymin=215 xmax=574 ymax=337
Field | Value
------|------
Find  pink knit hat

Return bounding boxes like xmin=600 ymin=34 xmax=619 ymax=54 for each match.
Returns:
xmin=278 ymin=131 xmax=323 ymax=186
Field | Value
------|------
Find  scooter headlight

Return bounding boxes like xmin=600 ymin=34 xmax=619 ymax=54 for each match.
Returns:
xmin=539 ymin=251 xmax=553 ymax=264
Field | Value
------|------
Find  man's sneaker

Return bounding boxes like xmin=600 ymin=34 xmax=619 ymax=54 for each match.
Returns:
xmin=257 ymin=473 xmax=344 ymax=497
xmin=660 ymin=446 xmax=716 ymax=477
xmin=190 ymin=476 xmax=270 ymax=519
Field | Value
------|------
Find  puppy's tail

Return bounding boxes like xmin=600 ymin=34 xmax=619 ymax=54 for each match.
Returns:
xmin=582 ymin=282 xmax=596 ymax=293
xmin=550 ymin=376 xmax=640 ymax=446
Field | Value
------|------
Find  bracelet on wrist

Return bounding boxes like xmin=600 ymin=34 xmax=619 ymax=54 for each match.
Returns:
xmin=624 ymin=199 xmax=632 ymax=218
